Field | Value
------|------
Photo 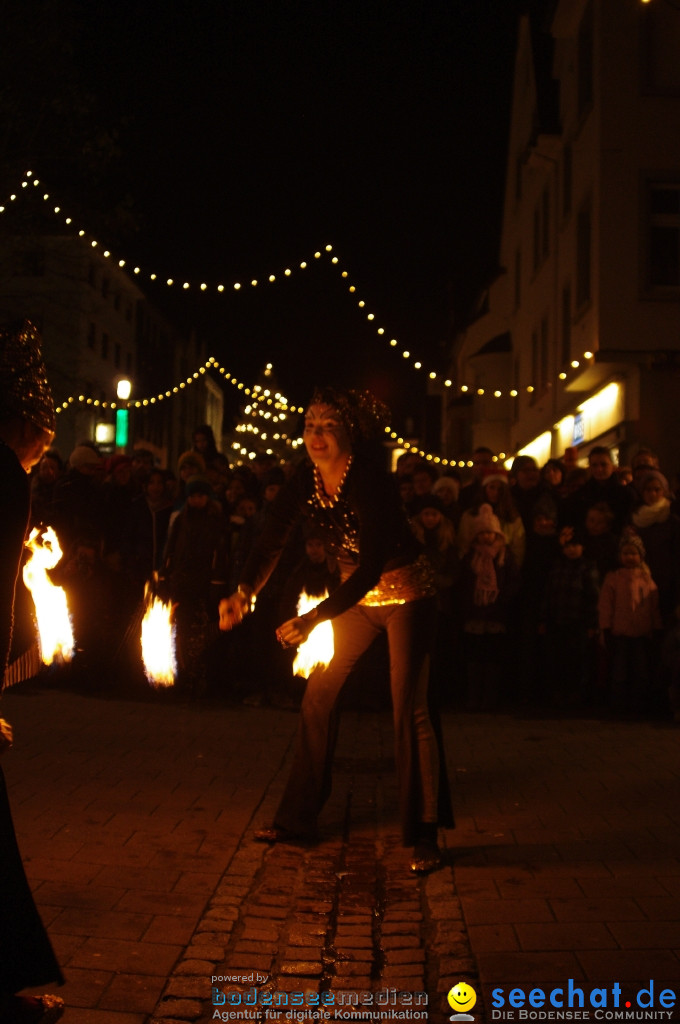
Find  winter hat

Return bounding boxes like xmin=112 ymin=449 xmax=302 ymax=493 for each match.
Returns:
xmin=185 ymin=475 xmax=213 ymax=497
xmin=0 ymin=319 xmax=55 ymax=433
xmin=619 ymin=530 xmax=646 ymax=560
xmin=481 ymin=466 xmax=509 ymax=487
xmin=640 ymin=469 xmax=670 ymax=495
xmin=469 ymin=502 xmax=502 ymax=538
xmin=432 ymin=475 xmax=459 ymax=499
xmin=177 ymin=450 xmax=206 ymax=475
xmin=69 ymin=445 xmax=103 ymax=470
xmin=414 ymin=493 xmax=445 ymax=515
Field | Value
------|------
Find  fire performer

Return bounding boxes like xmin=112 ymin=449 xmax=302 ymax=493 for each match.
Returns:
xmin=219 ymin=387 xmax=453 ymax=873
xmin=0 ymin=321 xmax=64 ymax=1023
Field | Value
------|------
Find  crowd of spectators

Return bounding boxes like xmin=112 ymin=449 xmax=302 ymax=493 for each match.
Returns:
xmin=24 ymin=426 xmax=680 ymax=720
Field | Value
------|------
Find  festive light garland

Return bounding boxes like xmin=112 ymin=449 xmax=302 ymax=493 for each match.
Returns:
xmin=3 ymin=172 xmax=597 ymax=398
xmin=3 ymin=172 xmax=598 ymax=467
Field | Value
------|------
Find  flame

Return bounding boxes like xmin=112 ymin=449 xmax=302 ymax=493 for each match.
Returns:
xmin=292 ymin=590 xmax=334 ymax=679
xmin=23 ymin=527 xmax=74 ymax=665
xmin=141 ymin=586 xmax=176 ymax=688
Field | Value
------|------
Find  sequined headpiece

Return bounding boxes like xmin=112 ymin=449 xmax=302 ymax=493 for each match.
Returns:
xmin=0 ymin=320 xmax=55 ymax=434
xmin=309 ymin=386 xmax=390 ymax=445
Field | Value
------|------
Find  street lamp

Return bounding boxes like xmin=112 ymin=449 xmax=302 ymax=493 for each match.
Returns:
xmin=115 ymin=378 xmax=132 ymax=449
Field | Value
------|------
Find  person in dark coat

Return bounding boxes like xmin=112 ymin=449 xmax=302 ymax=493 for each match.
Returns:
xmin=560 ymin=446 xmax=633 ymax=534
xmin=0 ymin=320 xmax=64 ymax=1023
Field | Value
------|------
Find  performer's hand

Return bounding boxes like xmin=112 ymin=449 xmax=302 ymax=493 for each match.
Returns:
xmin=0 ymin=718 xmax=13 ymax=756
xmin=219 ymin=586 xmax=253 ymax=631
xmin=275 ymin=609 xmax=318 ymax=649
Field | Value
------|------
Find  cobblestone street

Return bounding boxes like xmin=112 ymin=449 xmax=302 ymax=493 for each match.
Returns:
xmin=3 ymin=682 xmax=679 ymax=1024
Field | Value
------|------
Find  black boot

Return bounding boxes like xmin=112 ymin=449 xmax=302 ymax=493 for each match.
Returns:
xmin=410 ymin=821 xmax=442 ymax=874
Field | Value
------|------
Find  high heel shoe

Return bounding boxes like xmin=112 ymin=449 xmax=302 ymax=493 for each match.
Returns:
xmin=0 ymin=995 xmax=65 ymax=1024
xmin=253 ymin=824 xmax=316 ymax=845
xmin=410 ymin=822 xmax=442 ymax=874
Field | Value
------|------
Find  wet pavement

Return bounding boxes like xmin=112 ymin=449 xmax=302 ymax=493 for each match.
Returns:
xmin=2 ymin=680 xmax=680 ymax=1024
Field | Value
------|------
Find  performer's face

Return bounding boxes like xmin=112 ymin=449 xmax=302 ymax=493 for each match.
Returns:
xmin=304 ymin=404 xmax=352 ymax=466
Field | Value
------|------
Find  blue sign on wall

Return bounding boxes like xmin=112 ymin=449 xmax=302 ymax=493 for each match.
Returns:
xmin=573 ymin=412 xmax=585 ymax=445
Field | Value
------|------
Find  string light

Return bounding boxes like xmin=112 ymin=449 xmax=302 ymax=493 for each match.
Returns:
xmin=10 ymin=172 xmax=586 ymax=464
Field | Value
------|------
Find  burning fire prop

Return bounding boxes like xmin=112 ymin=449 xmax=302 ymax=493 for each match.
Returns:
xmin=292 ymin=591 xmax=334 ymax=679
xmin=23 ymin=527 xmax=74 ymax=665
xmin=141 ymin=584 xmax=176 ymax=688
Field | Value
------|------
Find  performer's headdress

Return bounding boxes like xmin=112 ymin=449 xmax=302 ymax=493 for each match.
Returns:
xmin=309 ymin=386 xmax=390 ymax=445
xmin=0 ymin=319 xmax=55 ymax=433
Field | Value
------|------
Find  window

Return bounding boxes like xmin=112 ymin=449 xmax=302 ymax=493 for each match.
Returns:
xmin=562 ymin=144 xmax=572 ymax=218
xmin=647 ymin=182 xmax=680 ymax=289
xmin=533 ymin=207 xmax=541 ymax=273
xmin=102 ymin=332 xmax=109 ymax=360
xmin=641 ymin=3 xmax=680 ymax=95
xmin=87 ymin=323 xmax=96 ymax=349
xmin=561 ymin=284 xmax=572 ymax=366
xmin=114 ymin=343 xmax=121 ymax=369
xmin=514 ymin=249 xmax=522 ymax=309
xmin=577 ymin=0 xmax=594 ymax=118
xmin=126 ymin=352 xmax=133 ymax=374
xmin=101 ymin=278 xmax=110 ymax=299
xmin=576 ymin=199 xmax=592 ymax=308
xmin=540 ymin=316 xmax=549 ymax=391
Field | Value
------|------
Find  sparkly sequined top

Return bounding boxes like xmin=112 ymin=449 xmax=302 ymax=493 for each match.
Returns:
xmin=239 ymin=455 xmax=427 ymax=621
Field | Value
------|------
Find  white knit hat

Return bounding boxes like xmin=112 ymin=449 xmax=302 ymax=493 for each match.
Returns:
xmin=469 ymin=502 xmax=503 ymax=537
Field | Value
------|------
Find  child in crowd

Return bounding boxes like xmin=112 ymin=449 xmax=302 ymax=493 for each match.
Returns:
xmin=540 ymin=527 xmax=600 ymax=708
xmin=629 ymin=470 xmax=680 ymax=624
xmin=459 ymin=504 xmax=519 ymax=711
xmin=458 ymin=469 xmax=526 ymax=568
xmin=583 ymin=501 xmax=619 ymax=581
xmin=598 ymin=532 xmax=662 ymax=714
xmin=517 ymin=505 xmax=560 ymax=705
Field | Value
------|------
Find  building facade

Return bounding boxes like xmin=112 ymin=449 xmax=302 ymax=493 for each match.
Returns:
xmin=448 ymin=0 xmax=680 ymax=472
xmin=0 ymin=231 xmax=222 ymax=467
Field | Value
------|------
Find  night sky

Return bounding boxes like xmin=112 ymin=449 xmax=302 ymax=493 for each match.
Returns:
xmin=40 ymin=1 xmax=534 ymax=429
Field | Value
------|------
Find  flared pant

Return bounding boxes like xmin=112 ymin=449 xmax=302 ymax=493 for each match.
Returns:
xmin=273 ymin=596 xmax=451 ymax=845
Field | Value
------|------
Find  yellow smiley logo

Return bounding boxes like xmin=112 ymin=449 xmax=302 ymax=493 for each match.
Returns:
xmin=447 ymin=982 xmax=477 ymax=1014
